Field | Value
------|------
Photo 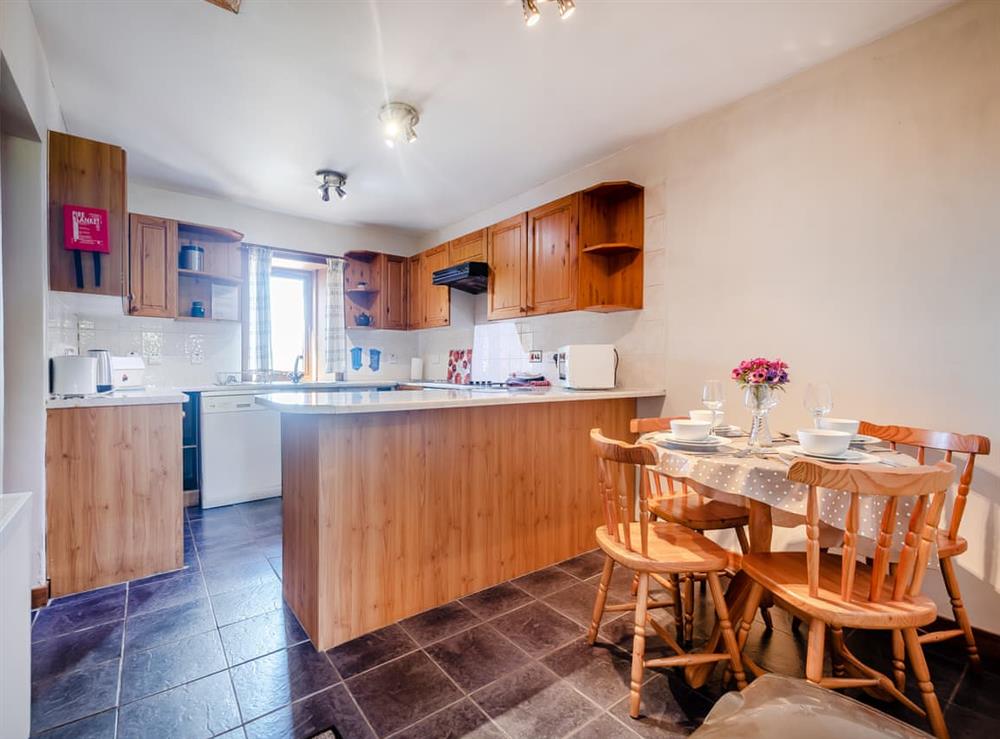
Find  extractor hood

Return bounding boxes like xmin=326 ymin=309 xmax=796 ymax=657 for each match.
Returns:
xmin=431 ymin=261 xmax=488 ymax=294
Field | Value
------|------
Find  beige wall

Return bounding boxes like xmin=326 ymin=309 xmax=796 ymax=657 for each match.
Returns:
xmin=423 ymin=2 xmax=1000 ymax=631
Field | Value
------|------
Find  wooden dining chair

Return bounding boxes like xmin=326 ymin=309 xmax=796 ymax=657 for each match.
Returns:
xmin=734 ymin=458 xmax=956 ymax=739
xmin=587 ymin=429 xmax=747 ymax=718
xmin=859 ymin=421 xmax=991 ymax=674
xmin=629 ymin=416 xmax=771 ymax=641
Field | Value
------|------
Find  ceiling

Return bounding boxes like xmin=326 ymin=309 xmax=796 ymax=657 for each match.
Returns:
xmin=30 ymin=0 xmax=948 ymax=233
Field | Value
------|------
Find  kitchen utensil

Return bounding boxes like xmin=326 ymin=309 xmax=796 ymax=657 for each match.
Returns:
xmin=50 ymin=355 xmax=98 ymax=396
xmin=670 ymin=419 xmax=712 ymax=441
xmin=190 ymin=301 xmax=206 ymax=318
xmin=368 ymin=348 xmax=381 ymax=372
xmin=690 ymin=409 xmax=726 ymax=427
xmin=350 ymin=346 xmax=363 ymax=370
xmin=87 ymin=349 xmax=114 ymax=392
xmin=180 ymin=244 xmax=205 ymax=271
xmin=355 ymin=312 xmax=372 ymax=327
xmin=796 ymin=428 xmax=852 ymax=456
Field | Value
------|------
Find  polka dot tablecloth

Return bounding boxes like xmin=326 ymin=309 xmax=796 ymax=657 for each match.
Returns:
xmin=640 ymin=433 xmax=921 ymax=550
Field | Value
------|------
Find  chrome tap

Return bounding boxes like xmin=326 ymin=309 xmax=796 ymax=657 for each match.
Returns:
xmin=290 ymin=355 xmax=305 ymax=384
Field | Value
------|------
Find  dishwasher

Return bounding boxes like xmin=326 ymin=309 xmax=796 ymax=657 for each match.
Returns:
xmin=200 ymin=391 xmax=282 ymax=508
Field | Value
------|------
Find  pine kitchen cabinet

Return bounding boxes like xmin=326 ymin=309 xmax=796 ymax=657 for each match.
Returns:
xmin=406 ymin=254 xmax=423 ymax=329
xmin=381 ymin=254 xmax=406 ymax=330
xmin=45 ymin=398 xmax=185 ymax=597
xmin=421 ymin=243 xmax=451 ymax=328
xmin=485 ymin=181 xmax=644 ymax=320
xmin=447 ymin=228 xmax=486 ymax=265
xmin=127 ymin=214 xmax=178 ymax=318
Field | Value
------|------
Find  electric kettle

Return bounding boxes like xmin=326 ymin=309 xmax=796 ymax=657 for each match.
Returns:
xmin=87 ymin=349 xmax=114 ymax=392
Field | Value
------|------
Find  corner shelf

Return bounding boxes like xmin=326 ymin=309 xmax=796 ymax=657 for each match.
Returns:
xmin=177 ymin=222 xmax=244 ymax=243
xmin=346 ymin=288 xmax=380 ymax=296
xmin=582 ymin=242 xmax=642 ymax=255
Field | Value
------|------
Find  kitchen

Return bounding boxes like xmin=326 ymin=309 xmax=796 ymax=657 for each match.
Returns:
xmin=2 ymin=1 xmax=999 ymax=738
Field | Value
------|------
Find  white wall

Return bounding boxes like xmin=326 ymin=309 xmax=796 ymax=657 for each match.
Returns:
xmin=420 ymin=2 xmax=1000 ymax=632
xmin=1 ymin=0 xmax=65 ymax=593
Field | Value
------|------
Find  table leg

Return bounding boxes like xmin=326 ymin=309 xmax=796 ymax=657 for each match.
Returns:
xmin=684 ymin=502 xmax=774 ymax=688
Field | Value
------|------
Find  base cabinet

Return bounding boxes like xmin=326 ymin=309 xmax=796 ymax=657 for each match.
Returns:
xmin=45 ymin=404 xmax=183 ymax=597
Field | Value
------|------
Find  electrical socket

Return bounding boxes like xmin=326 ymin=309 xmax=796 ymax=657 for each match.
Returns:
xmin=528 ymin=350 xmax=542 ymax=363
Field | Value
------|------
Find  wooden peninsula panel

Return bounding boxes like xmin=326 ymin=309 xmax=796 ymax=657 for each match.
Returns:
xmin=282 ymin=397 xmax=634 ymax=649
xmin=46 ymin=404 xmax=183 ymax=596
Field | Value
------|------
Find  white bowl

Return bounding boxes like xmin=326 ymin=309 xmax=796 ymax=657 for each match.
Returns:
xmin=689 ymin=410 xmax=725 ymax=427
xmin=671 ymin=419 xmax=712 ymax=441
xmin=818 ymin=417 xmax=860 ymax=437
xmin=797 ymin=428 xmax=853 ymax=457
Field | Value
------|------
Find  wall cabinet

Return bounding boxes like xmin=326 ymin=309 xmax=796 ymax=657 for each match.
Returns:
xmin=406 ymin=254 xmax=423 ymax=329
xmin=382 ymin=255 xmax=406 ymax=330
xmin=421 ymin=244 xmax=451 ymax=328
xmin=448 ymin=228 xmax=486 ymax=266
xmin=485 ymin=181 xmax=644 ymax=320
xmin=127 ymin=214 xmax=178 ymax=318
xmin=486 ymin=214 xmax=527 ymax=320
xmin=48 ymin=131 xmax=128 ymax=297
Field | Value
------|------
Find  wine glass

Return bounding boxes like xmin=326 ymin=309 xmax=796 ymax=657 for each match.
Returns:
xmin=804 ymin=383 xmax=833 ymax=428
xmin=702 ymin=380 xmax=724 ymax=431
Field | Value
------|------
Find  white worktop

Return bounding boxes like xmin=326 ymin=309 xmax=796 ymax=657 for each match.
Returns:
xmin=255 ymin=386 xmax=665 ymax=415
xmin=185 ymin=380 xmax=398 ymax=394
xmin=46 ymin=389 xmax=188 ymax=409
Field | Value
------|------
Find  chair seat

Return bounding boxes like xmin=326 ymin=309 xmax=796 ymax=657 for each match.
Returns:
xmin=596 ymin=521 xmax=730 ymax=574
xmin=650 ymin=494 xmax=749 ymax=530
xmin=741 ymin=552 xmax=937 ymax=629
xmin=937 ymin=532 xmax=967 ymax=558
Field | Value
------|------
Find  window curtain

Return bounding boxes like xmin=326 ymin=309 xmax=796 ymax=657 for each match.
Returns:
xmin=324 ymin=257 xmax=347 ymax=374
xmin=246 ymin=245 xmax=273 ymax=371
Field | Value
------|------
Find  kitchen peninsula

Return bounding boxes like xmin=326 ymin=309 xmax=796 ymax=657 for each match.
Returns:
xmin=257 ymin=386 xmax=663 ymax=649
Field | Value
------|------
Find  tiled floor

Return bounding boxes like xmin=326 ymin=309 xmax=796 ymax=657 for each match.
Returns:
xmin=30 ymin=498 xmax=1000 ymax=738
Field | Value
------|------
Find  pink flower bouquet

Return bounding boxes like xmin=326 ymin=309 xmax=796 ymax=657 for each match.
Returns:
xmin=731 ymin=357 xmax=790 ymax=389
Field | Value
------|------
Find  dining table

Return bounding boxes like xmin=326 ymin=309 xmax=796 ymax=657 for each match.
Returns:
xmin=637 ymin=431 xmax=921 ymax=686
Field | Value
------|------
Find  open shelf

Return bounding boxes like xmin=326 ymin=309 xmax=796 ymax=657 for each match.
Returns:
xmin=346 ymin=288 xmax=380 ymax=295
xmin=178 ymin=268 xmax=243 ymax=285
xmin=177 ymin=222 xmax=244 ymax=243
xmin=582 ymin=242 xmax=642 ymax=255
xmin=343 ymin=250 xmax=379 ymax=262
xmin=175 ymin=316 xmax=241 ymax=323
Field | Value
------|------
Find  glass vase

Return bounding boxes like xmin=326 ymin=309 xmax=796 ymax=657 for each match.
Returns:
xmin=744 ymin=384 xmax=779 ymax=453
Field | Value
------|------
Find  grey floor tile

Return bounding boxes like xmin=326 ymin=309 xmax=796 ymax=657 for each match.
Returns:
xmin=244 ymin=683 xmax=374 ymax=739
xmin=117 ymin=670 xmax=241 ymax=739
xmin=34 ymin=708 xmax=117 ymax=739
xmin=120 ymin=628 xmax=228 ymax=704
xmin=31 ymin=620 xmax=123 ymax=683
xmin=460 ymin=583 xmax=533 ymax=620
xmin=126 ymin=570 xmax=207 ymax=618
xmin=399 ymin=601 xmax=480 ymax=646
xmin=33 ymin=588 xmax=125 ymax=643
xmin=230 ymin=642 xmax=341 ymax=722
xmin=328 ymin=624 xmax=418 ymax=680
xmin=558 ymin=550 xmax=608 ymax=580
xmin=471 ymin=662 xmax=600 ymax=739
xmin=220 ymin=607 xmax=308 ymax=666
xmin=541 ymin=639 xmax=648 ymax=709
xmin=123 ymin=597 xmax=215 ymax=653
xmin=389 ymin=699 xmax=504 ymax=739
xmin=489 ymin=601 xmax=584 ymax=656
xmin=544 ymin=581 xmax=624 ymax=629
xmin=512 ymin=566 xmax=579 ymax=598
xmin=568 ymin=712 xmax=641 ymax=738
xmin=425 ymin=623 xmax=530 ymax=692
xmin=347 ymin=651 xmax=464 ymax=737
xmin=30 ymin=659 xmax=120 ymax=735
xmin=211 ymin=578 xmax=284 ymax=627
xmin=202 ymin=558 xmax=280 ymax=596
xmin=607 ymin=674 xmax=695 ymax=738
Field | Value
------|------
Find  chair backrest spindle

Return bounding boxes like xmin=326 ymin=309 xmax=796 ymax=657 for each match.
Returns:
xmin=591 ymin=428 xmax=656 ymax=558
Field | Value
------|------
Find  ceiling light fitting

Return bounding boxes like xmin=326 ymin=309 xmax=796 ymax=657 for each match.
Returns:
xmin=378 ymin=102 xmax=419 ymax=148
xmin=315 ymin=170 xmax=347 ymax=202
xmin=521 ymin=0 xmax=575 ymax=27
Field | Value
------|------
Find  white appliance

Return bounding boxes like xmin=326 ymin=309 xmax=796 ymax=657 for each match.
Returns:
xmin=111 ymin=354 xmax=146 ymax=390
xmin=200 ymin=391 xmax=282 ymax=508
xmin=50 ymin=355 xmax=98 ymax=396
xmin=556 ymin=344 xmax=618 ymax=389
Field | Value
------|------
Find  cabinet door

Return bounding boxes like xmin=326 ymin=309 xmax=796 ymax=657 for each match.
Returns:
xmin=526 ymin=194 xmax=579 ymax=316
xmin=128 ymin=214 xmax=178 ymax=318
xmin=406 ymin=255 xmax=423 ymax=329
xmin=422 ymin=244 xmax=451 ymax=328
xmin=448 ymin=228 xmax=486 ymax=266
xmin=487 ymin=214 xmax=527 ymax=321
xmin=382 ymin=254 xmax=406 ymax=330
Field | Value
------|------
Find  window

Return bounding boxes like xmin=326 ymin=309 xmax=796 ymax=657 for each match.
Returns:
xmin=269 ymin=267 xmax=314 ymax=376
